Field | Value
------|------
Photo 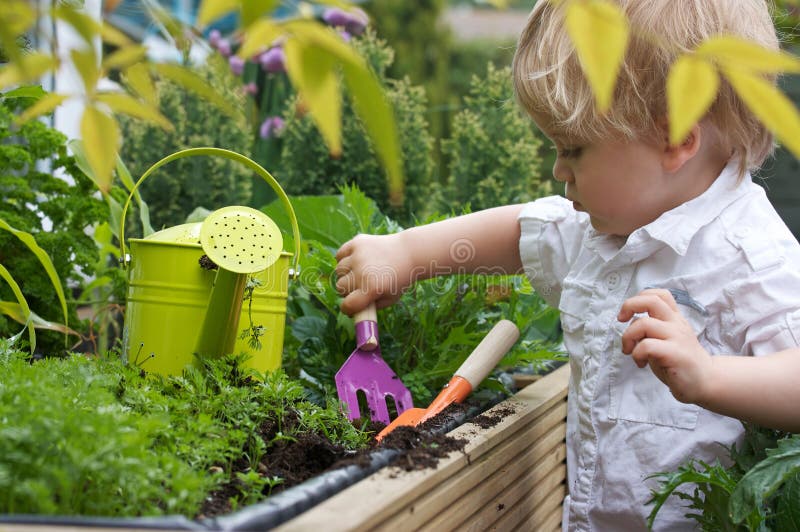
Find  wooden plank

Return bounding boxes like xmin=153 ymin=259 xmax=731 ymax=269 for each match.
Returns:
xmin=479 ymin=463 xmax=566 ymax=532
xmin=510 ymin=503 xmax=563 ymax=532
xmin=521 ymin=486 xmax=568 ymax=530
xmin=379 ymin=402 xmax=566 ymax=529
xmin=276 ymin=365 xmax=570 ymax=532
xmin=396 ymin=420 xmax=566 ymax=531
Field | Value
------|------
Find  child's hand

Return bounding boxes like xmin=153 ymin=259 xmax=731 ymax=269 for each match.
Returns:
xmin=617 ymin=288 xmax=713 ymax=405
xmin=334 ymin=233 xmax=415 ymax=315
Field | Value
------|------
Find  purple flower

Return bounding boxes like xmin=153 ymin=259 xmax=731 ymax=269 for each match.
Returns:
xmin=259 ymin=46 xmax=286 ymax=73
xmin=339 ymin=30 xmax=352 ymax=42
xmin=322 ymin=7 xmax=351 ymax=27
xmin=208 ymin=29 xmax=222 ymax=48
xmin=345 ymin=8 xmax=368 ymax=36
xmin=217 ymin=38 xmax=231 ymax=57
xmin=243 ymin=82 xmax=258 ymax=95
xmin=229 ymin=55 xmax=245 ymax=76
xmin=322 ymin=7 xmax=368 ymax=36
xmin=259 ymin=116 xmax=285 ymax=139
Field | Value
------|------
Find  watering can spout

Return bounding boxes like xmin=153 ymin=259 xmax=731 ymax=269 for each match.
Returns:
xmin=193 ymin=206 xmax=284 ymax=360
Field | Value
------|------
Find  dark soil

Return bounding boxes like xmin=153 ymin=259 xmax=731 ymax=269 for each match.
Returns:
xmin=197 ymin=401 xmax=510 ymax=518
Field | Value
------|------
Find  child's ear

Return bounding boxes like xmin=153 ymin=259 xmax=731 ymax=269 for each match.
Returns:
xmin=662 ymin=123 xmax=702 ymax=173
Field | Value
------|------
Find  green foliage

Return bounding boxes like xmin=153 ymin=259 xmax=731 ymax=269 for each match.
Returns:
xmin=648 ymin=425 xmax=800 ymax=531
xmin=0 ymin=344 xmax=371 ymax=517
xmin=441 ymin=63 xmax=550 ymax=211
xmin=277 ymin=30 xmax=435 ymax=225
xmin=118 ymin=55 xmax=253 ymax=231
xmin=268 ymin=186 xmax=563 ymax=407
xmin=0 ymin=89 xmax=107 ymax=354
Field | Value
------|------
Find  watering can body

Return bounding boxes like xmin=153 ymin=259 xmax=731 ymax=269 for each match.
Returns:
xmin=119 ymin=148 xmax=301 ymax=377
xmin=122 ymin=225 xmax=290 ymax=375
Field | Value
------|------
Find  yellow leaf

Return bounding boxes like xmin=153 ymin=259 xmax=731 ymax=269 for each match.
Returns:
xmin=197 ymin=0 xmax=240 ymax=27
xmin=0 ymin=302 xmax=80 ymax=337
xmin=102 ymin=45 xmax=147 ymax=71
xmin=240 ymin=0 xmax=279 ymax=29
xmin=70 ymin=48 xmax=100 ymax=94
xmin=15 ymin=93 xmax=70 ymax=124
xmin=123 ymin=63 xmax=157 ymax=105
xmin=238 ymin=19 xmax=283 ymax=60
xmin=565 ymin=0 xmax=629 ymax=112
xmin=0 ymin=53 xmax=57 ymax=90
xmin=153 ymin=63 xmax=238 ymax=118
xmin=666 ymin=55 xmax=719 ymax=145
xmin=286 ymin=19 xmax=404 ymax=204
xmin=99 ymin=22 xmax=132 ymax=47
xmin=53 ymin=4 xmax=100 ymax=45
xmin=0 ymin=2 xmax=36 ymax=65
xmin=95 ymin=92 xmax=174 ymax=131
xmin=80 ymin=106 xmax=120 ymax=194
xmin=698 ymin=36 xmax=800 ymax=74
xmin=723 ymin=66 xmax=800 ymax=159
xmin=284 ymin=38 xmax=342 ymax=156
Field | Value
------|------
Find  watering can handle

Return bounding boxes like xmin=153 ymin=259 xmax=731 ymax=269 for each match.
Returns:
xmin=119 ymin=147 xmax=301 ymax=276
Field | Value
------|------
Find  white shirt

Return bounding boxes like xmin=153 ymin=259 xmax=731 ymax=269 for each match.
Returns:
xmin=518 ymin=161 xmax=800 ymax=531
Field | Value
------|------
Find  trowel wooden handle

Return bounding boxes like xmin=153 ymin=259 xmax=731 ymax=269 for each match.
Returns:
xmin=455 ymin=320 xmax=520 ymax=388
xmin=354 ymin=302 xmax=378 ymax=350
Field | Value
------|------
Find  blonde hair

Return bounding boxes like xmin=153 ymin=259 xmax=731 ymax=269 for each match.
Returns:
xmin=512 ymin=0 xmax=779 ymax=174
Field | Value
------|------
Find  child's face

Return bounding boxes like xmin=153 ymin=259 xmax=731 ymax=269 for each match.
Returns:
xmin=535 ymin=118 xmax=674 ymax=236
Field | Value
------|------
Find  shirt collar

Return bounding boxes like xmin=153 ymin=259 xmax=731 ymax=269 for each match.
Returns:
xmin=585 ymin=160 xmax=751 ymax=262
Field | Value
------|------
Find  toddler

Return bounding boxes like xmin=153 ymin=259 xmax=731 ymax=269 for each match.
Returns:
xmin=335 ymin=0 xmax=800 ymax=529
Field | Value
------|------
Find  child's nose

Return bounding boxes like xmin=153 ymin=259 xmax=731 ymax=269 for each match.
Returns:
xmin=552 ymin=158 xmax=574 ymax=183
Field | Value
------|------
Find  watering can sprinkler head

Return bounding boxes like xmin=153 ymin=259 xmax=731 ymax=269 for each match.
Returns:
xmin=193 ymin=206 xmax=284 ymax=360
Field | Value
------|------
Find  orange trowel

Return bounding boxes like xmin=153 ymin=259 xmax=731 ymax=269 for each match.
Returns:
xmin=376 ymin=319 xmax=520 ymax=442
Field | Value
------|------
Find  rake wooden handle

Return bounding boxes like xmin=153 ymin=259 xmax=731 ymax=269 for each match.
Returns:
xmin=455 ymin=319 xmax=520 ymax=388
xmin=354 ymin=302 xmax=378 ymax=350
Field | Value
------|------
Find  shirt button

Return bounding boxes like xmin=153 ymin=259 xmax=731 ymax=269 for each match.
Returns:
xmin=605 ymin=272 xmax=621 ymax=289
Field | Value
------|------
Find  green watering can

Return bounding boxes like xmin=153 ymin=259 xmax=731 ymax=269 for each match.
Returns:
xmin=120 ymin=148 xmax=301 ymax=376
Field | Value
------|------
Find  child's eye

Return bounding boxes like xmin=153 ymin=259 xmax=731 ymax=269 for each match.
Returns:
xmin=557 ymin=146 xmax=583 ymax=159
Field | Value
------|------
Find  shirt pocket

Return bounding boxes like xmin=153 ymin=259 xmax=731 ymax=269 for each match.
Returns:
xmin=607 ymin=303 xmax=707 ymax=429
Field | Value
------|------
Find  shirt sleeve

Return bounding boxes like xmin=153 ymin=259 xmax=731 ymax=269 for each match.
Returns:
xmin=517 ymin=195 xmax=588 ymax=307
xmin=721 ymin=230 xmax=800 ymax=356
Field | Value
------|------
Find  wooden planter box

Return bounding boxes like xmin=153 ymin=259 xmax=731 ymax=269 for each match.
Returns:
xmin=277 ymin=364 xmax=570 ymax=531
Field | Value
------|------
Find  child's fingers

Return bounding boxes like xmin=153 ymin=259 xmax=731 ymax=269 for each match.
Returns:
xmin=335 ymin=239 xmax=354 ymax=261
xmin=617 ymin=293 xmax=676 ymax=322
xmin=620 ymin=316 xmax=672 ymax=354
xmin=335 ymin=269 xmax=354 ymax=296
xmin=630 ymin=337 xmax=672 ymax=370
xmin=637 ymin=288 xmax=679 ymax=310
xmin=340 ymin=289 xmax=374 ymax=317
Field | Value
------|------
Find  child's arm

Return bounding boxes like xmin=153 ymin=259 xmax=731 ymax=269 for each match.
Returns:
xmin=335 ymin=205 xmax=524 ymax=315
xmin=618 ymin=289 xmax=800 ymax=433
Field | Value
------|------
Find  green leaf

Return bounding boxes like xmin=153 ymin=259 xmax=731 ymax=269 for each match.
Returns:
xmin=698 ymin=36 xmax=800 ymax=74
xmin=80 ymin=106 xmax=120 ymax=194
xmin=0 ymin=1 xmax=36 ymax=65
xmin=99 ymin=21 xmax=132 ymax=47
xmin=2 ymin=85 xmax=46 ymax=100
xmin=722 ymin=66 xmax=800 ymax=160
xmin=0 ymin=302 xmax=80 ymax=338
xmin=238 ymin=19 xmax=283 ymax=60
xmin=96 ymin=92 xmax=174 ymax=131
xmin=564 ymin=0 xmax=629 ymax=112
xmin=0 ymin=218 xmax=69 ymax=341
xmin=152 ymin=63 xmax=238 ymax=118
xmin=667 ymin=55 xmax=719 ymax=145
xmin=0 ymin=266 xmax=35 ymax=351
xmin=197 ymin=0 xmax=240 ymax=27
xmin=730 ymin=435 xmax=800 ymax=523
xmin=0 ymin=53 xmax=58 ymax=90
xmin=15 ymin=93 xmax=69 ymax=123
xmin=284 ymin=38 xmax=342 ymax=157
xmin=774 ymin=473 xmax=800 ymax=531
